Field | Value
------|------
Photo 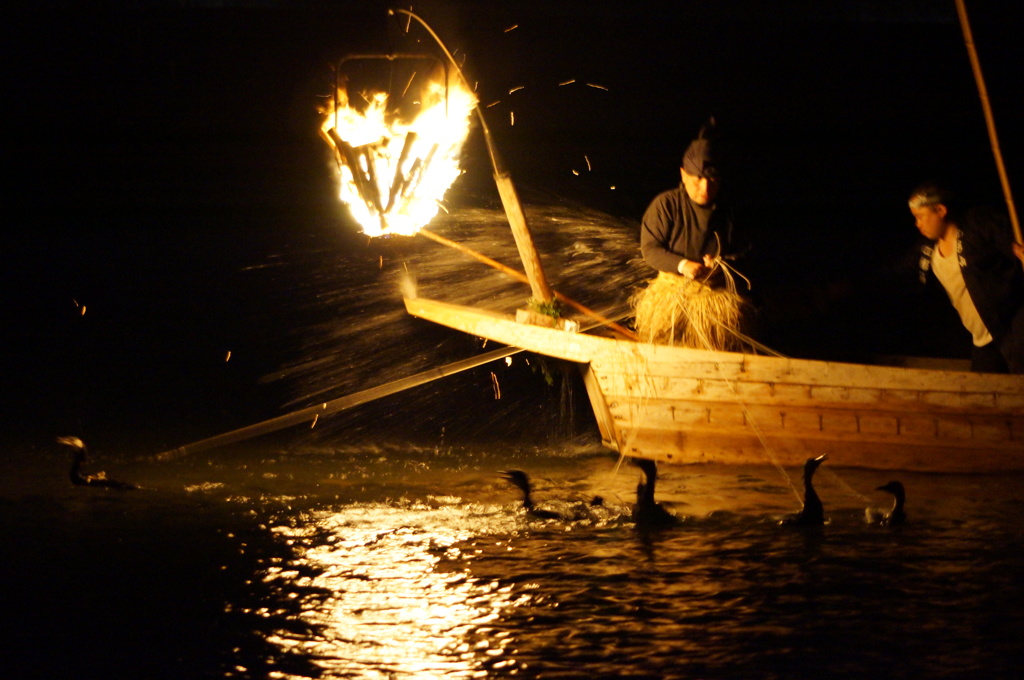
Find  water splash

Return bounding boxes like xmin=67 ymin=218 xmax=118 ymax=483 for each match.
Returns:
xmin=254 ymin=187 xmax=650 ymax=447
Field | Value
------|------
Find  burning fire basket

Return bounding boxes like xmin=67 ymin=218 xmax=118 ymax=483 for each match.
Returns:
xmin=319 ymin=53 xmax=469 ymax=237
xmin=319 ymin=17 xmax=558 ymax=308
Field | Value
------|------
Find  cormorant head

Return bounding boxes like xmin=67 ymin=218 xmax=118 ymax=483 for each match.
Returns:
xmin=804 ymin=454 xmax=828 ymax=476
xmin=876 ymin=480 xmax=905 ymax=502
xmin=57 ymin=436 xmax=87 ymax=459
xmin=631 ymin=457 xmax=658 ymax=483
xmin=500 ymin=469 xmax=532 ymax=494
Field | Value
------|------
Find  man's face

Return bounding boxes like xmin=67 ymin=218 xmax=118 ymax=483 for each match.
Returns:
xmin=681 ymin=168 xmax=719 ymax=206
xmin=910 ymin=203 xmax=949 ymax=241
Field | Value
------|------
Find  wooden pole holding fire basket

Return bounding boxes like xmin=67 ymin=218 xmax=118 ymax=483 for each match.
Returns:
xmin=392 ymin=8 xmax=555 ymax=305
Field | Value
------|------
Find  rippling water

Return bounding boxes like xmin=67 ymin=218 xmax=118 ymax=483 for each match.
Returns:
xmin=7 ymin=185 xmax=1023 ymax=680
xmin=9 ymin=7 xmax=1024 ymax=678
xmin=4 ymin=440 xmax=1023 ymax=680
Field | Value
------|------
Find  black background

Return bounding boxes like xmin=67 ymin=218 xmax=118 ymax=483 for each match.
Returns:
xmin=4 ymin=0 xmax=1022 ymax=450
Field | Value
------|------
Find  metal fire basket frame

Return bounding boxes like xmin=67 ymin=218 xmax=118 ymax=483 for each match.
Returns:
xmin=322 ymin=54 xmax=451 ymax=232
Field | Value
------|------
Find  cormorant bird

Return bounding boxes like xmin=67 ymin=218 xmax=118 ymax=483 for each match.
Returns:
xmin=867 ymin=480 xmax=906 ymax=526
xmin=500 ymin=469 xmax=565 ymax=520
xmin=632 ymin=458 xmax=680 ymax=528
xmin=781 ymin=454 xmax=828 ymax=527
xmin=58 ymin=436 xmax=138 ymax=490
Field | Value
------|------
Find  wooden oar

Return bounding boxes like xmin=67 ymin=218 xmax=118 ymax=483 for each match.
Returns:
xmin=154 ymin=300 xmax=633 ymax=460
xmin=153 ymin=344 xmax=525 ymax=460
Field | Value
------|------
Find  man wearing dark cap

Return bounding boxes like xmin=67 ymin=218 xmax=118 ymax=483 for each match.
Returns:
xmin=631 ymin=120 xmax=749 ymax=349
xmin=640 ymin=121 xmax=737 ymax=282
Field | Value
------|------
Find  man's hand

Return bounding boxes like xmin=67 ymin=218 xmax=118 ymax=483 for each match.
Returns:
xmin=678 ymin=255 xmax=716 ymax=279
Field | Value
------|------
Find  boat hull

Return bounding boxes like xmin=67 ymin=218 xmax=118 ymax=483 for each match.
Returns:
xmin=405 ymin=297 xmax=1024 ymax=472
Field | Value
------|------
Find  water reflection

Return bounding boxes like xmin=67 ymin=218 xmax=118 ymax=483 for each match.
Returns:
xmin=259 ymin=499 xmax=526 ymax=678
xmin=6 ymin=443 xmax=1024 ymax=679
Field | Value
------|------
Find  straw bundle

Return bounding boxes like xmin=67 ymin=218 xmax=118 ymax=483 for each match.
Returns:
xmin=631 ymin=271 xmax=746 ymax=350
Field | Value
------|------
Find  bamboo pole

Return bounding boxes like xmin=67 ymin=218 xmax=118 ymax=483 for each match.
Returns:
xmin=954 ymin=0 xmax=1021 ymax=245
xmin=390 ymin=8 xmax=555 ymax=303
xmin=493 ymin=169 xmax=554 ymax=302
xmin=418 ymin=228 xmax=639 ymax=341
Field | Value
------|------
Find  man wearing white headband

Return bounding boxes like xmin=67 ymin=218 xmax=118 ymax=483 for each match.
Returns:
xmin=908 ymin=181 xmax=1024 ymax=373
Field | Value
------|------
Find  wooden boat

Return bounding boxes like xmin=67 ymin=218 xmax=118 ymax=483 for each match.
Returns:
xmin=405 ymin=296 xmax=1024 ymax=473
xmin=395 ymin=3 xmax=1024 ymax=474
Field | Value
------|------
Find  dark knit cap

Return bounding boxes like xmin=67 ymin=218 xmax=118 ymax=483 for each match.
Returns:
xmin=681 ymin=119 xmax=720 ymax=179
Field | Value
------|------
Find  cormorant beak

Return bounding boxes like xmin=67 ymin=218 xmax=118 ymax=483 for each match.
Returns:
xmin=814 ymin=454 xmax=829 ymax=463
xmin=499 ymin=470 xmax=524 ymax=485
xmin=498 ymin=470 xmax=530 ymax=493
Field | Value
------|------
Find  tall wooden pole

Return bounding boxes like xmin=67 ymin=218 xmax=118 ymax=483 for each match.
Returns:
xmin=391 ymin=8 xmax=555 ymax=303
xmin=954 ymin=0 xmax=1021 ymax=245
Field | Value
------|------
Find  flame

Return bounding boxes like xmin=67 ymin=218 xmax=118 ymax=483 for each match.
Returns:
xmin=320 ymin=71 xmax=477 ymax=237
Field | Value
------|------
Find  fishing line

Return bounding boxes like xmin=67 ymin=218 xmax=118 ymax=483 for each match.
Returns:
xmin=674 ymin=291 xmax=804 ymax=504
xmin=680 ymin=258 xmax=874 ymax=506
xmin=819 ymin=466 xmax=871 ymax=503
xmin=720 ymin=375 xmax=804 ymax=505
xmin=701 ymin=297 xmax=873 ymax=505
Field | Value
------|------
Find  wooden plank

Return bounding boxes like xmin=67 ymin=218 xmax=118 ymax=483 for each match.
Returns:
xmin=605 ymin=398 xmax=1022 ymax=448
xmin=579 ymin=363 xmax=619 ymax=450
xmin=594 ymin=371 xmax=1017 ymax=417
xmin=859 ymin=414 xmax=900 ymax=435
xmin=404 ymin=297 xmax=598 ymax=362
xmin=591 ymin=344 xmax=1024 ymax=395
xmin=616 ymin=426 xmax=1023 ymax=472
xmin=408 ymin=298 xmax=1023 ymax=399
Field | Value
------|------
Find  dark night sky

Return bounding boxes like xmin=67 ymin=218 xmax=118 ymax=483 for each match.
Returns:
xmin=3 ymin=3 xmax=1019 ymax=270
xmin=3 ymin=0 xmax=1022 ymax=448
xmin=7 ymin=1 xmax=1022 ymax=216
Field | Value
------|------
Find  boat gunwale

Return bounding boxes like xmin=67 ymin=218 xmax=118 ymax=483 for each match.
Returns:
xmin=404 ymin=296 xmax=1024 ymax=471
xmin=405 ymin=296 xmax=1024 ymax=397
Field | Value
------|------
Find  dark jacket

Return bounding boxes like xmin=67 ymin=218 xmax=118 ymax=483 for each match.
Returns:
xmin=917 ymin=206 xmax=1024 ymax=343
xmin=640 ymin=184 xmax=736 ymax=274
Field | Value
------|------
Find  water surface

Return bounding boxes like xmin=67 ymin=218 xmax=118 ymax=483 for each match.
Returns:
xmin=4 ymin=441 xmax=1022 ymax=679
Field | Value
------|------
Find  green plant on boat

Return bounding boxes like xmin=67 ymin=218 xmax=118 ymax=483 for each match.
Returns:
xmin=527 ymin=297 xmax=562 ymax=319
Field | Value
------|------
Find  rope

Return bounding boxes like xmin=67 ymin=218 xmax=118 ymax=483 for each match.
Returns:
xmin=662 ymin=256 xmax=803 ymax=503
xmin=652 ymin=279 xmax=800 ymax=503
xmin=681 ymin=263 xmax=875 ymax=505
xmin=819 ymin=466 xmax=871 ymax=504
